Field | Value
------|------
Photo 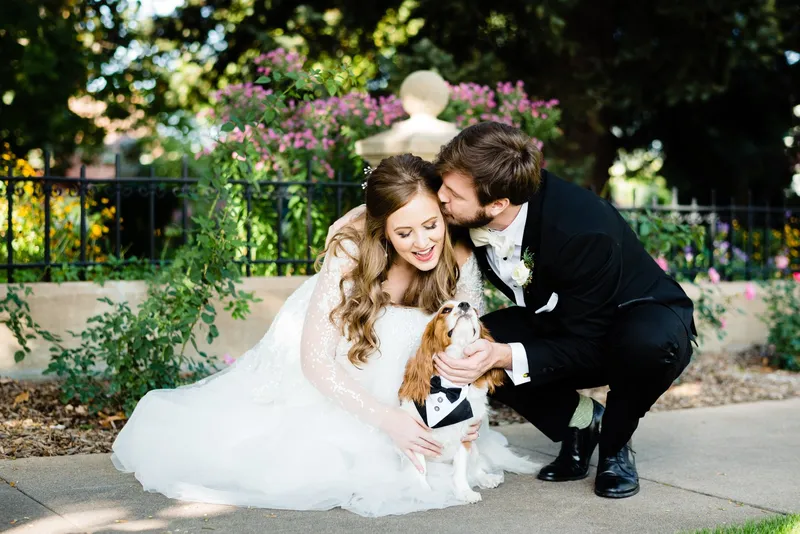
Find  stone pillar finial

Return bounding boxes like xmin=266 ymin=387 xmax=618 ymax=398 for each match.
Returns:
xmin=399 ymin=70 xmax=450 ymax=118
xmin=354 ymin=70 xmax=460 ymax=167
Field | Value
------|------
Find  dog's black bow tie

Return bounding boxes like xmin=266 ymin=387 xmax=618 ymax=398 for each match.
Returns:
xmin=430 ymin=376 xmax=462 ymax=402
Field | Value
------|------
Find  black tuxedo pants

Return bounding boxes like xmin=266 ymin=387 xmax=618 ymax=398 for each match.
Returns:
xmin=482 ymin=302 xmax=693 ymax=456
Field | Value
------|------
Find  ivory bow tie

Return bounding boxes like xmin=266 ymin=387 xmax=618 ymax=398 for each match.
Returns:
xmin=469 ymin=227 xmax=516 ymax=259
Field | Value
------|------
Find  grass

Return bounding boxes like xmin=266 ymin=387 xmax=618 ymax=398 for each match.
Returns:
xmin=690 ymin=514 xmax=800 ymax=534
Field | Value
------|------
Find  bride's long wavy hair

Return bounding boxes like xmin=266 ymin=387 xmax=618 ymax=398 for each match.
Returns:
xmin=323 ymin=154 xmax=460 ymax=367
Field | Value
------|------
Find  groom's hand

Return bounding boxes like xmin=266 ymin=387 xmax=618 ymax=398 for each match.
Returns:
xmin=434 ymin=339 xmax=507 ymax=386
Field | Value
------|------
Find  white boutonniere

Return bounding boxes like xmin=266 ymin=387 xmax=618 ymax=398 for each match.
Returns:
xmin=511 ymin=248 xmax=535 ymax=289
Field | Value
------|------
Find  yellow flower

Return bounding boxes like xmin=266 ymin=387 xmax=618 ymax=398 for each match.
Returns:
xmin=90 ymin=224 xmax=103 ymax=238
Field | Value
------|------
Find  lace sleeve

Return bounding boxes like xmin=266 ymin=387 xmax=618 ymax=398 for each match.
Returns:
xmin=454 ymin=253 xmax=486 ymax=316
xmin=300 ymin=239 xmax=391 ymax=429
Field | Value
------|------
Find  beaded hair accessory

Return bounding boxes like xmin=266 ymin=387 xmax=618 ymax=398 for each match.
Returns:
xmin=360 ymin=165 xmax=374 ymax=190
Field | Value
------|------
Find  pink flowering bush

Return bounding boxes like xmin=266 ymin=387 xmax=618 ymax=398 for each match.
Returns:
xmin=441 ymin=81 xmax=561 ymax=149
xmin=212 ymin=91 xmax=406 ymax=180
xmin=202 ymin=48 xmax=563 ymax=274
xmin=254 ymin=49 xmax=305 ymax=77
xmin=205 ymin=50 xmax=563 ymax=185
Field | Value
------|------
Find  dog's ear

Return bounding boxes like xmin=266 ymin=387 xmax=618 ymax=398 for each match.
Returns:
xmin=399 ymin=316 xmax=446 ymax=404
xmin=479 ymin=322 xmax=495 ymax=343
xmin=473 ymin=321 xmax=506 ymax=393
xmin=474 ymin=368 xmax=508 ymax=394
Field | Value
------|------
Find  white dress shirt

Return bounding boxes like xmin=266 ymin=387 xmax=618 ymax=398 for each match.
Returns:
xmin=479 ymin=203 xmax=532 ymax=386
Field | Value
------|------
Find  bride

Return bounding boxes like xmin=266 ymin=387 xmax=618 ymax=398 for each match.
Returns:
xmin=111 ymin=154 xmax=537 ymax=517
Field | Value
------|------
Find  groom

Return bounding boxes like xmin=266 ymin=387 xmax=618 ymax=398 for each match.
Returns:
xmin=430 ymin=121 xmax=696 ymax=498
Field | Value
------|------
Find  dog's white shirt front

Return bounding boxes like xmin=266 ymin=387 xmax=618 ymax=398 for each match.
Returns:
xmin=415 ymin=375 xmax=473 ymax=428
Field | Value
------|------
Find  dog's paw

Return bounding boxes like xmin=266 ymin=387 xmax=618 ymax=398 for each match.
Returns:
xmin=455 ymin=488 xmax=482 ymax=503
xmin=476 ymin=472 xmax=503 ymax=489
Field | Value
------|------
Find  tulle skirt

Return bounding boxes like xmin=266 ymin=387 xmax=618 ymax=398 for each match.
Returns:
xmin=111 ymin=276 xmax=538 ymax=517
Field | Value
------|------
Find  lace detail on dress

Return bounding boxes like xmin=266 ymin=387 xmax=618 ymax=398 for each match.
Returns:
xmin=299 ymin=239 xmax=391 ymax=429
xmin=453 ymin=253 xmax=486 ymax=316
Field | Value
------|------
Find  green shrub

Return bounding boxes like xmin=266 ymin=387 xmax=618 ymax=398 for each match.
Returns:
xmin=4 ymin=63 xmax=358 ymax=416
xmin=760 ymin=275 xmax=800 ymax=371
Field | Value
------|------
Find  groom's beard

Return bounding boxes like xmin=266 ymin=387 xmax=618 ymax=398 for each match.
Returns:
xmin=442 ymin=206 xmax=494 ymax=229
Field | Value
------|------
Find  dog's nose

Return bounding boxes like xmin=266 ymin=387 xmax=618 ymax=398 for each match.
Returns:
xmin=458 ymin=302 xmax=470 ymax=312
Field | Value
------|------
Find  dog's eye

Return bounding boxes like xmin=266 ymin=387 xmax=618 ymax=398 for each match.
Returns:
xmin=441 ymin=306 xmax=453 ymax=314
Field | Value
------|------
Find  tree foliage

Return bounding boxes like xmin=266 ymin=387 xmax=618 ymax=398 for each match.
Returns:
xmin=2 ymin=0 xmax=797 ymax=200
xmin=0 ymin=1 xmax=171 ymax=169
xmin=397 ymin=0 xmax=799 ymax=198
xmin=153 ymin=0 xmax=799 ymax=199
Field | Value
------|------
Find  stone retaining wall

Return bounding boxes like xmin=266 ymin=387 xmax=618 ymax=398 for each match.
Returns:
xmin=0 ymin=279 xmax=767 ymax=378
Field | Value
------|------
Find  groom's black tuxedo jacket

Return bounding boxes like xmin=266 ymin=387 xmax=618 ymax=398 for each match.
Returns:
xmin=474 ymin=170 xmax=696 ymax=377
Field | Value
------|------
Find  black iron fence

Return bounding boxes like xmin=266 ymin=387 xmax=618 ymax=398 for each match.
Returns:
xmin=2 ymin=154 xmax=799 ymax=283
xmin=616 ymin=187 xmax=800 ymax=280
xmin=1 ymin=153 xmax=364 ymax=283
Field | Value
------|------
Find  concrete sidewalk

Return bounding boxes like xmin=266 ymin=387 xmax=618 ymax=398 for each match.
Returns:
xmin=2 ymin=399 xmax=798 ymax=534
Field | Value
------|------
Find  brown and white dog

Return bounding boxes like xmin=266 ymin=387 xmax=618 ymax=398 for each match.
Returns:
xmin=398 ymin=300 xmax=508 ymax=503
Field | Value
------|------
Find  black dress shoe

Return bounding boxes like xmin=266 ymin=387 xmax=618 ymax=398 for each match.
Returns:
xmin=537 ymin=399 xmax=604 ymax=481
xmin=595 ymin=441 xmax=640 ymax=498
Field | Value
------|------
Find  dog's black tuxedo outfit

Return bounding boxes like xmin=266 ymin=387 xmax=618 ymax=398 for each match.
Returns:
xmin=414 ymin=376 xmax=474 ymax=429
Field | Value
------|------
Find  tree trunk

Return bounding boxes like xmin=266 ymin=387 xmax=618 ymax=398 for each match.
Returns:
xmin=552 ymin=106 xmax=617 ymax=197
xmin=589 ymin=131 xmax=616 ymax=198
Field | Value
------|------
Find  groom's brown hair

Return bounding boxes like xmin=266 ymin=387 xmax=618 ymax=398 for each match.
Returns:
xmin=435 ymin=121 xmax=542 ymax=206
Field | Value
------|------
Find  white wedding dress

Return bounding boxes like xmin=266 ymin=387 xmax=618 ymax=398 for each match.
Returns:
xmin=111 ymin=241 xmax=537 ymax=517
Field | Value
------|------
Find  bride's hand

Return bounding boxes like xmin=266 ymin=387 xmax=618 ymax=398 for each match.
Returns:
xmin=380 ymin=408 xmax=442 ymax=472
xmin=325 ymin=204 xmax=366 ymax=248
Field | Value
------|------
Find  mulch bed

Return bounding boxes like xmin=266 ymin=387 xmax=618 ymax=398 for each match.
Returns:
xmin=0 ymin=379 xmax=124 ymax=460
xmin=2 ymin=349 xmax=798 ymax=459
